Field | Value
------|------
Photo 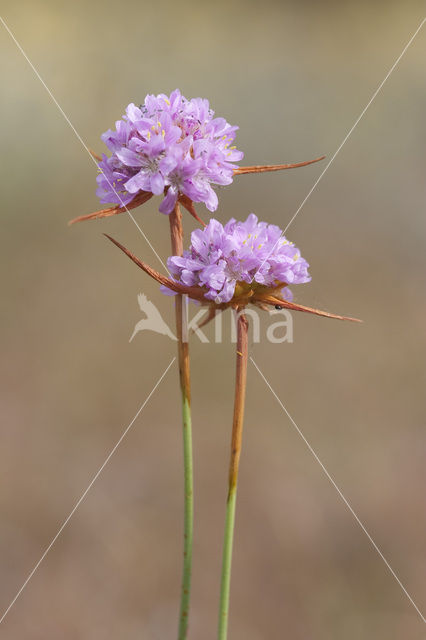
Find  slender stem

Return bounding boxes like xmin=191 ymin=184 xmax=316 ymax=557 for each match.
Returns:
xmin=169 ymin=203 xmax=194 ymax=640
xmin=218 ymin=310 xmax=249 ymax=640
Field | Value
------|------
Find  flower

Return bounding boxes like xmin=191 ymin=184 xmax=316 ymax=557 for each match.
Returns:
xmin=164 ymin=214 xmax=311 ymax=304
xmin=96 ymin=89 xmax=244 ymax=215
xmin=69 ymin=88 xmax=325 ymax=227
xmin=102 ymin=220 xmax=360 ymax=324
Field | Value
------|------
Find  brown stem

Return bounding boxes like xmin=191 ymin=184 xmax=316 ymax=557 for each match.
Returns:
xmin=228 ymin=310 xmax=249 ymax=493
xmin=169 ymin=203 xmax=191 ymax=401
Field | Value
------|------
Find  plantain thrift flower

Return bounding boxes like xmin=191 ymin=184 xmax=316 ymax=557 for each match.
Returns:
xmin=96 ymin=89 xmax=243 ymax=214
xmin=164 ymin=214 xmax=311 ymax=303
xmin=103 ymin=227 xmax=360 ymax=323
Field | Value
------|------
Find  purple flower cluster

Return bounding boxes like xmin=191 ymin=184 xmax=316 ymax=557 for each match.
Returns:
xmin=164 ymin=214 xmax=311 ymax=303
xmin=96 ymin=89 xmax=243 ymax=214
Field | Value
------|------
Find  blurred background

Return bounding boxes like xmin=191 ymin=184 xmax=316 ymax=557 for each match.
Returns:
xmin=1 ymin=1 xmax=425 ymax=638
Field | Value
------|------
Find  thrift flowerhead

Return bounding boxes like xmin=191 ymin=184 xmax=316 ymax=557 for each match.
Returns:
xmin=96 ymin=89 xmax=243 ymax=215
xmin=103 ymin=219 xmax=359 ymax=323
xmin=165 ymin=214 xmax=311 ymax=304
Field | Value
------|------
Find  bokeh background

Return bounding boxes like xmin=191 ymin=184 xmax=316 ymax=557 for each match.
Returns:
xmin=1 ymin=1 xmax=425 ymax=638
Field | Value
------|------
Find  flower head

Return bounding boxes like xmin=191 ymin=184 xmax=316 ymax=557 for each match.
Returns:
xmin=103 ymin=224 xmax=360 ymax=324
xmin=165 ymin=214 xmax=311 ymax=304
xmin=96 ymin=89 xmax=243 ymax=215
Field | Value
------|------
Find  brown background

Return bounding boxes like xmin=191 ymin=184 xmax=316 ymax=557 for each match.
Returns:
xmin=1 ymin=1 xmax=425 ymax=638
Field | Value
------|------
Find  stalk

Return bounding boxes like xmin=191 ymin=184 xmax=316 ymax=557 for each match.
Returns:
xmin=218 ymin=310 xmax=249 ymax=640
xmin=169 ymin=203 xmax=194 ymax=640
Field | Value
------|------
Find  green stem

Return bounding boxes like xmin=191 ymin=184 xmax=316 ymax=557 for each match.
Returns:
xmin=218 ymin=310 xmax=249 ymax=640
xmin=169 ymin=204 xmax=194 ymax=640
xmin=218 ymin=486 xmax=237 ymax=640
xmin=179 ymin=390 xmax=193 ymax=639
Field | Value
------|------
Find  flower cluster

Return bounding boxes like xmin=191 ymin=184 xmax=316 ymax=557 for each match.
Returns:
xmin=96 ymin=89 xmax=243 ymax=214
xmin=164 ymin=214 xmax=311 ymax=303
